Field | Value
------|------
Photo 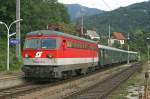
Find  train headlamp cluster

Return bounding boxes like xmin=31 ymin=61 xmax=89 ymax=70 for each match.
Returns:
xmin=47 ymin=54 xmax=53 ymax=58
xmin=25 ymin=54 xmax=30 ymax=58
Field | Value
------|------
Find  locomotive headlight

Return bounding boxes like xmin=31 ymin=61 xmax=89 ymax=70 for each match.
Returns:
xmin=25 ymin=54 xmax=30 ymax=58
xmin=47 ymin=54 xmax=53 ymax=58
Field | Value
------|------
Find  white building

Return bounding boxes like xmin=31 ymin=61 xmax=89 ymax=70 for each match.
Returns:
xmin=86 ymin=30 xmax=100 ymax=40
xmin=110 ymin=32 xmax=127 ymax=47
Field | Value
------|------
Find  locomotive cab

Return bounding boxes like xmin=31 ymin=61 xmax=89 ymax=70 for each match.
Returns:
xmin=22 ymin=36 xmax=61 ymax=79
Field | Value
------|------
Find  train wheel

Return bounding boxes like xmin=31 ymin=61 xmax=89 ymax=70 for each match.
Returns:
xmin=75 ymin=69 xmax=82 ymax=75
xmin=62 ymin=70 xmax=73 ymax=79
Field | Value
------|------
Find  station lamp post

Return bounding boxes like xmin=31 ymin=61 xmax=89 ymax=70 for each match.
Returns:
xmin=0 ymin=19 xmax=23 ymax=71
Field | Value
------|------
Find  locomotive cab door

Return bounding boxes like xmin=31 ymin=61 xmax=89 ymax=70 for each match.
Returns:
xmin=91 ymin=46 xmax=95 ymax=66
xmin=62 ymin=40 xmax=67 ymax=50
xmin=62 ymin=40 xmax=67 ymax=57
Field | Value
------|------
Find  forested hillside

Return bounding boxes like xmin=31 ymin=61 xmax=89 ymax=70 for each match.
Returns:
xmin=0 ymin=0 xmax=72 ymax=71
xmin=65 ymin=4 xmax=104 ymax=21
xmin=83 ymin=1 xmax=150 ymax=34
xmin=81 ymin=1 xmax=150 ymax=54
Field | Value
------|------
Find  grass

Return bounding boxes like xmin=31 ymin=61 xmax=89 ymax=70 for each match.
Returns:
xmin=0 ymin=38 xmax=22 ymax=72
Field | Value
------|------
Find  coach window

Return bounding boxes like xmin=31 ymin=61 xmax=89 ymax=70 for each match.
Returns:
xmin=75 ymin=43 xmax=78 ymax=48
xmin=67 ymin=41 xmax=69 ymax=47
xmin=87 ymin=44 xmax=90 ymax=49
xmin=90 ymin=45 xmax=92 ymax=50
xmin=75 ymin=42 xmax=78 ymax=48
xmin=71 ymin=42 xmax=73 ymax=48
xmin=72 ymin=42 xmax=76 ymax=48
xmin=85 ymin=44 xmax=87 ymax=49
xmin=78 ymin=43 xmax=80 ymax=48
xmin=83 ymin=44 xmax=85 ymax=49
xmin=80 ymin=43 xmax=82 ymax=49
xmin=87 ymin=44 xmax=89 ymax=49
xmin=71 ymin=41 xmax=74 ymax=48
xmin=81 ymin=44 xmax=83 ymax=49
xmin=69 ymin=41 xmax=72 ymax=48
xmin=76 ymin=43 xmax=78 ymax=48
xmin=87 ymin=44 xmax=88 ymax=49
xmin=77 ymin=42 xmax=80 ymax=48
xmin=84 ymin=44 xmax=86 ymax=49
xmin=67 ymin=41 xmax=71 ymax=48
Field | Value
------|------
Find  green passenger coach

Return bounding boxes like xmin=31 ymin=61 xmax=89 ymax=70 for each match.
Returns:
xmin=98 ymin=45 xmax=138 ymax=66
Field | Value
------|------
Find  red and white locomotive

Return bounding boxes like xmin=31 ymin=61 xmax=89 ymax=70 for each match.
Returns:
xmin=22 ymin=30 xmax=99 ymax=79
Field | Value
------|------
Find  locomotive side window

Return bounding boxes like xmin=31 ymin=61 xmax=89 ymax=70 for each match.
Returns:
xmin=67 ymin=41 xmax=72 ymax=48
xmin=67 ymin=41 xmax=70 ymax=47
xmin=66 ymin=40 xmax=96 ymax=50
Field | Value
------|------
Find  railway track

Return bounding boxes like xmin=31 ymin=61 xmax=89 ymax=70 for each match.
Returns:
xmin=0 ymin=71 xmax=98 ymax=98
xmin=0 ymin=80 xmax=64 ymax=99
xmin=0 ymin=82 xmax=43 ymax=99
xmin=0 ymin=63 xmax=141 ymax=99
xmin=65 ymin=62 xmax=142 ymax=99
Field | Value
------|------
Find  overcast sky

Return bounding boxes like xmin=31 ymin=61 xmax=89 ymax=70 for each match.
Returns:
xmin=58 ymin=0 xmax=149 ymax=11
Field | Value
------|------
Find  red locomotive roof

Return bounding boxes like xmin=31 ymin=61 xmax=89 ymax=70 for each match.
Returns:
xmin=26 ymin=30 xmax=97 ymax=44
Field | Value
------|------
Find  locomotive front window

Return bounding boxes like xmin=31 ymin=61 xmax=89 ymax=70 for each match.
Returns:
xmin=41 ymin=38 xmax=56 ymax=49
xmin=24 ymin=38 xmax=56 ymax=49
xmin=24 ymin=38 xmax=41 ymax=48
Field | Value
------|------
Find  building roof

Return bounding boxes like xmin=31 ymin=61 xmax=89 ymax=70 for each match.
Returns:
xmin=112 ymin=32 xmax=127 ymax=40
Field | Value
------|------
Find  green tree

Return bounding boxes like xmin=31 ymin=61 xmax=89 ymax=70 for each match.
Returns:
xmin=0 ymin=0 xmax=71 ymax=38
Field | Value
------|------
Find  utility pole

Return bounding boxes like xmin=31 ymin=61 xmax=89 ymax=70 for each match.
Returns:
xmin=81 ymin=13 xmax=84 ymax=35
xmin=138 ymin=52 xmax=141 ymax=61
xmin=108 ymin=24 xmax=111 ymax=46
xmin=16 ymin=0 xmax=21 ymax=60
xmin=80 ymin=7 xmax=85 ymax=36
xmin=147 ymin=37 xmax=150 ymax=65
xmin=127 ymin=32 xmax=130 ymax=64
xmin=148 ymin=44 xmax=149 ymax=65
xmin=144 ymin=72 xmax=149 ymax=99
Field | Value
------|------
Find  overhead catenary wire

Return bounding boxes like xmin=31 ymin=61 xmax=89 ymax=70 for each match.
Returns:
xmin=101 ymin=0 xmax=112 ymax=11
xmin=114 ymin=0 xmax=122 ymax=8
xmin=101 ymin=0 xmax=112 ymax=46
